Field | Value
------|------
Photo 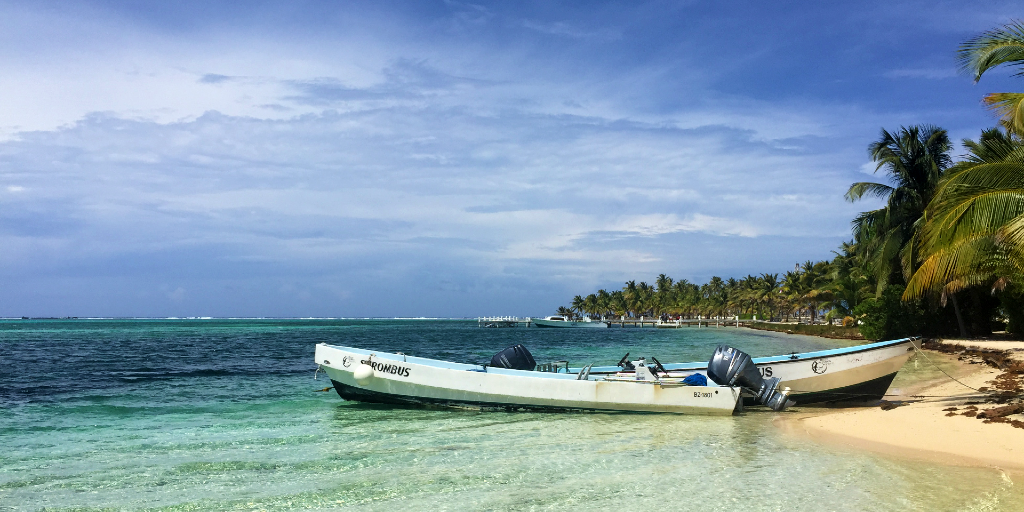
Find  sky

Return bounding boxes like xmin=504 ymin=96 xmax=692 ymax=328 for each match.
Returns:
xmin=0 ymin=0 xmax=1021 ymax=318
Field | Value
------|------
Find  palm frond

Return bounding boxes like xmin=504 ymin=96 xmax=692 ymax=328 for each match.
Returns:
xmin=960 ymin=128 xmax=1024 ymax=164
xmin=983 ymin=93 xmax=1024 ymax=134
xmin=845 ymin=182 xmax=895 ymax=202
xmin=957 ymin=20 xmax=1024 ymax=81
xmin=904 ymin=233 xmax=999 ymax=299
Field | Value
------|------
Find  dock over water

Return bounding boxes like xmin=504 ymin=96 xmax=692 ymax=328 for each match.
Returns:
xmin=605 ymin=316 xmax=743 ymax=328
xmin=477 ymin=316 xmax=532 ymax=327
xmin=477 ymin=316 xmax=748 ymax=328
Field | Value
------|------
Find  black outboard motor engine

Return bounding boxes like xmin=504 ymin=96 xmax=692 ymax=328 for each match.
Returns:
xmin=490 ymin=344 xmax=537 ymax=370
xmin=707 ymin=345 xmax=792 ymax=411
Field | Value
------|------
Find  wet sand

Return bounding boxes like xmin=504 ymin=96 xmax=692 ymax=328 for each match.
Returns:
xmin=778 ymin=340 xmax=1024 ymax=474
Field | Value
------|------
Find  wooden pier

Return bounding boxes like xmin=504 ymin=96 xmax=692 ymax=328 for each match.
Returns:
xmin=477 ymin=316 xmax=532 ymax=328
xmin=605 ymin=316 xmax=744 ymax=328
xmin=477 ymin=316 xmax=747 ymax=328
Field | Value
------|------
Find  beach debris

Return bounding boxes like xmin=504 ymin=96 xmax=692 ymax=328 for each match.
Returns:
xmin=879 ymin=400 xmax=905 ymax=411
xmin=962 ymin=405 xmax=980 ymax=417
xmin=918 ymin=339 xmax=1024 ymax=427
xmin=977 ymin=403 xmax=1024 ymax=420
xmin=920 ymin=340 xmax=1024 ymax=372
xmin=977 ymin=403 xmax=1024 ymax=429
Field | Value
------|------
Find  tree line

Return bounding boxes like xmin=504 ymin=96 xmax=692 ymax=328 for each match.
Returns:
xmin=559 ymin=20 xmax=1024 ymax=340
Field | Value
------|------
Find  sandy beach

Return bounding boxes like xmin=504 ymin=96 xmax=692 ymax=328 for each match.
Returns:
xmin=779 ymin=338 xmax=1024 ymax=474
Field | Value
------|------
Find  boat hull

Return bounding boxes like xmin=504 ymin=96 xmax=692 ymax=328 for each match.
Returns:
xmin=585 ymin=337 xmax=921 ymax=405
xmin=315 ymin=344 xmax=740 ymax=415
xmin=580 ymin=338 xmax=917 ymax=405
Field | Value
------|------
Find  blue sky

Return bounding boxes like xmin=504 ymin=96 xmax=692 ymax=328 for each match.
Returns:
xmin=0 ymin=0 xmax=1021 ymax=317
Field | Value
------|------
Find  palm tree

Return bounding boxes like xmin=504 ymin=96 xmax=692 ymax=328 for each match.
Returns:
xmin=609 ymin=290 xmax=628 ymax=319
xmin=623 ymin=281 xmax=638 ymax=317
xmin=958 ymin=20 xmax=1024 ymax=134
xmin=821 ymin=244 xmax=875 ymax=324
xmin=571 ymin=295 xmax=585 ymax=318
xmin=781 ymin=269 xmax=804 ymax=321
xmin=583 ymin=294 xmax=599 ymax=319
xmin=596 ymin=289 xmax=612 ymax=318
xmin=635 ymin=282 xmax=655 ymax=317
xmin=655 ymin=274 xmax=673 ymax=317
xmin=734 ymin=275 xmax=760 ymax=318
xmin=800 ymin=260 xmax=832 ymax=324
xmin=671 ymin=280 xmax=698 ymax=317
xmin=724 ymin=277 xmax=739 ymax=317
xmin=704 ymin=276 xmax=726 ymax=317
xmin=846 ymin=125 xmax=952 ymax=293
xmin=556 ymin=306 xmax=574 ymax=320
xmin=756 ymin=273 xmax=782 ymax=321
xmin=904 ymin=127 xmax=1024 ymax=333
xmin=961 ymin=126 xmax=1024 ymax=164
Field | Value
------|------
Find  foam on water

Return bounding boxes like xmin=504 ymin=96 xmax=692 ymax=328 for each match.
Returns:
xmin=1 ymin=319 xmax=1021 ymax=510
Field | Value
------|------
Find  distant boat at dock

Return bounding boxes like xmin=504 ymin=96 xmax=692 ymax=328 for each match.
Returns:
xmin=532 ymin=316 xmax=609 ymax=328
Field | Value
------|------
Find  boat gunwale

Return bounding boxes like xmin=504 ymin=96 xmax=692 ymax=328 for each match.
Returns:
xmin=574 ymin=337 xmax=916 ymax=373
xmin=316 ymin=343 xmax=581 ymax=380
xmin=318 ymin=338 xmax=915 ymax=378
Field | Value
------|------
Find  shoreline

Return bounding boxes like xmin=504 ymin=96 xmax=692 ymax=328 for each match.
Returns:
xmin=778 ymin=339 xmax=1024 ymax=474
xmin=744 ymin=321 xmax=864 ymax=340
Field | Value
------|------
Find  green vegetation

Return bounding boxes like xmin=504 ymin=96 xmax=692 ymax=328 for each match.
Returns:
xmin=747 ymin=322 xmax=863 ymax=340
xmin=559 ymin=21 xmax=1024 ymax=341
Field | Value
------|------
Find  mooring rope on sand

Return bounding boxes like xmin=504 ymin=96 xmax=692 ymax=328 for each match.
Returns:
xmin=908 ymin=342 xmax=996 ymax=394
xmin=909 ymin=342 xmax=1024 ymax=397
xmin=782 ymin=344 xmax=1021 ymax=399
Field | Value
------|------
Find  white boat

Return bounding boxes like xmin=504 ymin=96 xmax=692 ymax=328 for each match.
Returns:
xmin=577 ymin=338 xmax=918 ymax=405
xmin=532 ymin=316 xmax=608 ymax=328
xmin=313 ymin=343 xmax=784 ymax=415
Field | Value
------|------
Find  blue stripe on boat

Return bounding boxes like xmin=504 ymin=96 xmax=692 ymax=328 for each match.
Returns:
xmin=569 ymin=338 xmax=914 ymax=373
xmin=320 ymin=344 xmax=580 ymax=379
xmin=323 ymin=338 xmax=913 ymax=377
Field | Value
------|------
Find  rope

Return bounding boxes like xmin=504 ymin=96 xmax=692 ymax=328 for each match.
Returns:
xmin=909 ymin=342 xmax=1018 ymax=396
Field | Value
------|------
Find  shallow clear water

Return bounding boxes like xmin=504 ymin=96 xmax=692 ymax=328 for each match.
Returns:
xmin=1 ymin=319 xmax=1020 ymax=510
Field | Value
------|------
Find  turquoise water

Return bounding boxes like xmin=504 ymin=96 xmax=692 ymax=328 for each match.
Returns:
xmin=1 ymin=319 xmax=1020 ymax=510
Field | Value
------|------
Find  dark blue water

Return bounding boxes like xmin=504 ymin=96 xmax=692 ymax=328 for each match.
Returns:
xmin=0 ymin=319 xmax=1019 ymax=510
xmin=0 ymin=318 xmax=843 ymax=408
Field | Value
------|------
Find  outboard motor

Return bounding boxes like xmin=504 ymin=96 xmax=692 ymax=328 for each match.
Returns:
xmin=490 ymin=344 xmax=537 ymax=370
xmin=707 ymin=345 xmax=792 ymax=411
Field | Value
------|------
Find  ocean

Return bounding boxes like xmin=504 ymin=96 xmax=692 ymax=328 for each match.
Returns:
xmin=1 ymin=319 xmax=1020 ymax=511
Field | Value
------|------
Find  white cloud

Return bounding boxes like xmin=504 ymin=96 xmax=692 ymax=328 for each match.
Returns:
xmin=0 ymin=0 xmax=1004 ymax=316
xmin=0 ymin=106 xmax=859 ymax=277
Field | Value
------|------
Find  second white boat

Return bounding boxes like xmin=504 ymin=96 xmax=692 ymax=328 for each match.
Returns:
xmin=532 ymin=316 xmax=609 ymax=328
